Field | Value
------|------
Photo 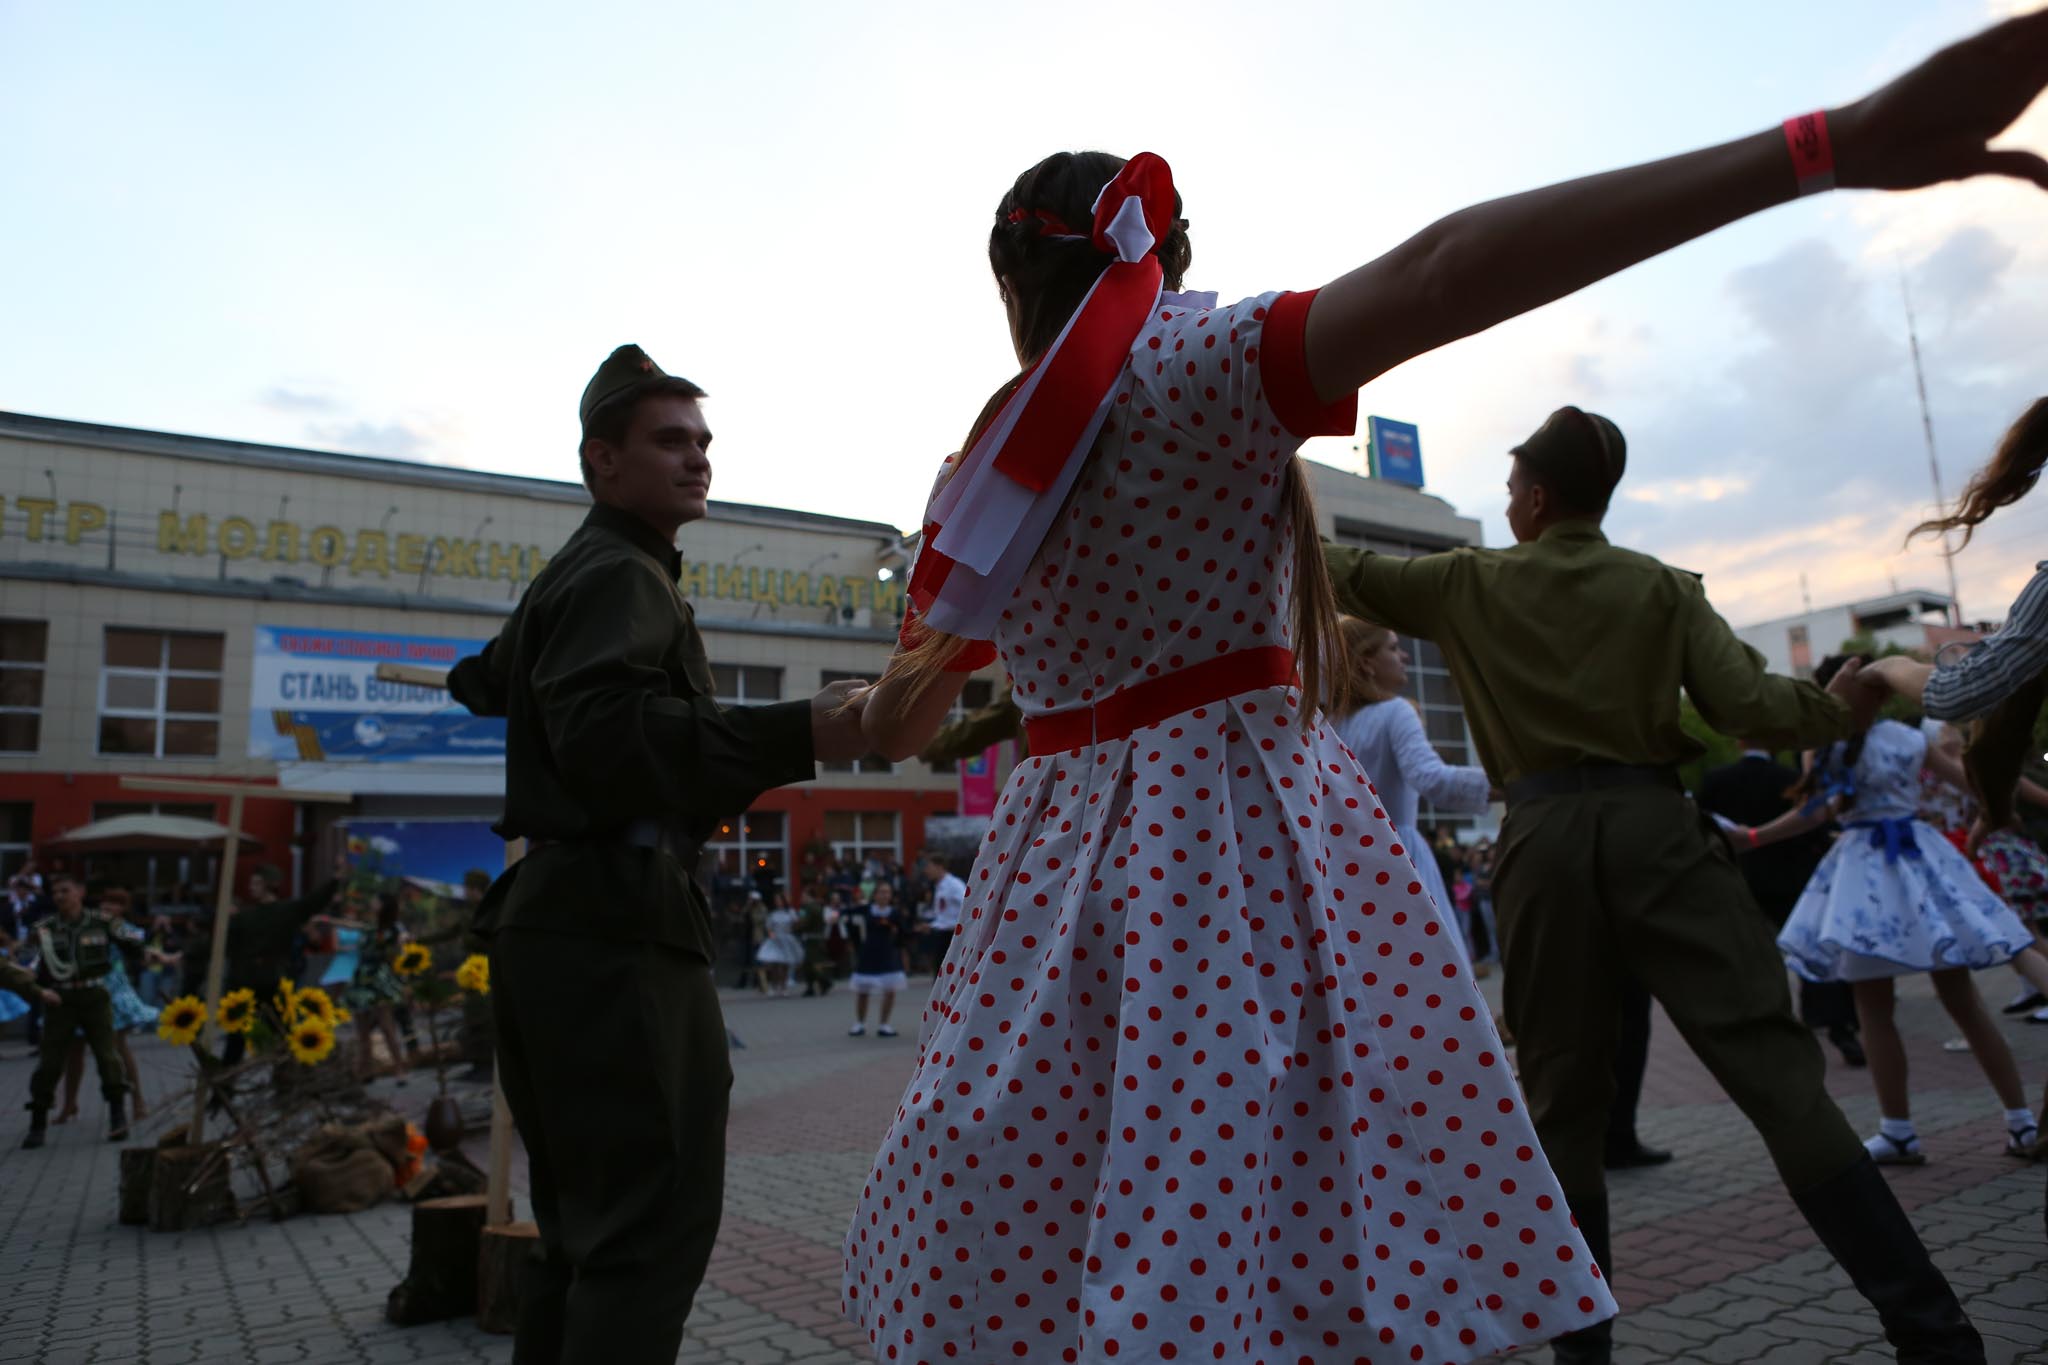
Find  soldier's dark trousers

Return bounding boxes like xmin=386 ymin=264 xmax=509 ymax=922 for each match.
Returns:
xmin=491 ymin=928 xmax=731 ymax=1365
xmin=28 ymin=986 xmax=126 ymax=1110
xmin=1497 ymin=784 xmax=1980 ymax=1361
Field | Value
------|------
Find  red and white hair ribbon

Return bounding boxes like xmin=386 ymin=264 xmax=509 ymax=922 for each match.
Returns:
xmin=908 ymin=153 xmax=1177 ymax=642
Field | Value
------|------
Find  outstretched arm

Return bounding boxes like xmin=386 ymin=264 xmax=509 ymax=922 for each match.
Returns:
xmin=1303 ymin=13 xmax=2048 ymax=397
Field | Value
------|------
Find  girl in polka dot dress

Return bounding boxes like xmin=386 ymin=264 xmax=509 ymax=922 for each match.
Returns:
xmin=842 ymin=151 xmax=1612 ymax=1364
xmin=844 ymin=30 xmax=2048 ymax=1357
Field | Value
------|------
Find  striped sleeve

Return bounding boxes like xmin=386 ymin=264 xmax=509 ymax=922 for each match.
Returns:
xmin=1924 ymin=562 xmax=2048 ymax=721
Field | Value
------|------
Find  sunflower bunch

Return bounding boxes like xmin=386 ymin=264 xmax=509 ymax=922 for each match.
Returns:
xmin=273 ymin=977 xmax=300 ymax=1024
xmin=158 ymin=994 xmax=207 ymax=1046
xmin=294 ymin=985 xmax=338 ymax=1026
xmin=454 ymin=954 xmax=489 ymax=995
xmin=286 ymin=1014 xmax=337 ymax=1065
xmin=217 ymin=988 xmax=258 ymax=1035
xmin=393 ymin=943 xmax=433 ymax=977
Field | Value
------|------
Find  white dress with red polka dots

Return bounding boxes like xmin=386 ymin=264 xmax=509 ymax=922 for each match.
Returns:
xmin=843 ymin=291 xmax=1615 ymax=1363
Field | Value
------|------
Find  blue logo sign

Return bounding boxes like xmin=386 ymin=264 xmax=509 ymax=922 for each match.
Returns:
xmin=1367 ymin=416 xmax=1424 ymax=489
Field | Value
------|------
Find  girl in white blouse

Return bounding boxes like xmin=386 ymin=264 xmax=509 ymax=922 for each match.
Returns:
xmin=1331 ymin=617 xmax=1497 ymax=971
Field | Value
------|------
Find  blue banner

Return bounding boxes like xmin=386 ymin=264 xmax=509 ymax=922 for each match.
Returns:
xmin=249 ymin=625 xmax=504 ymax=764
xmin=1367 ymin=416 xmax=1425 ymax=489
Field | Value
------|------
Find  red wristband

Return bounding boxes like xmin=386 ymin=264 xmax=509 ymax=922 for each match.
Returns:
xmin=1745 ymin=827 xmax=1761 ymax=849
xmin=1783 ymin=111 xmax=1834 ymax=196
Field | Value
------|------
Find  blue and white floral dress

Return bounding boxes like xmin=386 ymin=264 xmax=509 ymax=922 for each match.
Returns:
xmin=1779 ymin=719 xmax=2036 ymax=981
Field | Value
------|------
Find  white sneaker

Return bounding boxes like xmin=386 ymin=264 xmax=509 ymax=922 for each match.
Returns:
xmin=848 ymin=1023 xmax=866 ymax=1036
xmin=877 ymin=1024 xmax=898 ymax=1038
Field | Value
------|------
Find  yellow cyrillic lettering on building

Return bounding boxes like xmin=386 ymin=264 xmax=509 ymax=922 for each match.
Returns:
xmin=751 ymin=567 xmax=780 ymax=606
xmin=394 ymin=533 xmax=427 ymax=574
xmin=307 ymin=526 xmax=347 ymax=567
xmin=263 ymin=521 xmax=301 ymax=562
xmin=873 ymin=577 xmax=905 ymax=618
xmin=218 ymin=516 xmax=258 ymax=559
xmin=157 ymin=511 xmax=209 ymax=555
xmin=780 ymin=570 xmax=812 ymax=606
xmin=349 ymin=530 xmax=392 ymax=577
xmin=817 ymin=574 xmax=842 ymax=609
xmin=525 ymin=548 xmax=548 ymax=580
xmin=63 ymin=502 xmax=108 ymax=545
xmin=437 ymin=537 xmax=480 ymax=578
xmin=17 ymin=497 xmax=57 ymax=542
xmin=839 ymin=575 xmax=864 ymax=610
xmin=678 ymin=560 xmax=710 ymax=596
xmin=487 ymin=542 xmax=523 ymax=581
xmin=713 ymin=563 xmax=746 ymax=599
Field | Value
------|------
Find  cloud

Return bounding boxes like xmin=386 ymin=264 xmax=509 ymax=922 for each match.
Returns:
xmin=1621 ymin=474 xmax=1753 ymax=506
xmin=305 ymin=418 xmax=435 ymax=459
xmin=258 ymin=386 xmax=341 ymax=413
xmin=1597 ymin=226 xmax=2042 ymax=628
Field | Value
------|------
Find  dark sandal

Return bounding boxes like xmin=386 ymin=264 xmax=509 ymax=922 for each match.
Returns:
xmin=1868 ymin=1132 xmax=1927 ymax=1166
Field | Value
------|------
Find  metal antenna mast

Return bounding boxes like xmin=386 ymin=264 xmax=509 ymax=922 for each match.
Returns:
xmin=1901 ymin=267 xmax=1962 ymax=624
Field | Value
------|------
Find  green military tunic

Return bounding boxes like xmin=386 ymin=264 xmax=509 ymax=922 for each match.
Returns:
xmin=1324 ymin=521 xmax=1850 ymax=784
xmin=449 ymin=502 xmax=814 ymax=956
xmin=448 ymin=499 xmax=816 ymax=1363
xmin=28 ymin=910 xmax=137 ymax=1113
xmin=1323 ymin=522 xmax=1871 ymax=1329
xmin=1 ymin=956 xmax=44 ymax=1003
xmin=225 ymin=880 xmax=340 ymax=992
xmin=920 ymin=678 xmax=1025 ymax=765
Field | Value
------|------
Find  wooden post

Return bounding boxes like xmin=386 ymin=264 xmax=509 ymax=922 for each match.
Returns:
xmin=118 ymin=776 xmax=352 ymax=1147
xmin=486 ymin=836 xmax=524 ymax=1228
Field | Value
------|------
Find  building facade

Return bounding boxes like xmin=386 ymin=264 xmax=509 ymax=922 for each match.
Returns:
xmin=0 ymin=411 xmax=1487 ymax=903
xmin=1734 ymin=588 xmax=1982 ymax=681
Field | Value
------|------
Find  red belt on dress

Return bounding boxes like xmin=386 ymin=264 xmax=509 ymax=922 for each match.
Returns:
xmin=1023 ymin=646 xmax=1297 ymax=752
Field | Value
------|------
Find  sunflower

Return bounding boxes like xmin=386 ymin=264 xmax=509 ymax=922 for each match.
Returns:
xmin=334 ymin=1005 xmax=353 ymax=1025
xmin=157 ymin=995 xmax=207 ymax=1046
xmin=454 ymin=954 xmax=490 ymax=996
xmin=273 ymin=976 xmax=300 ymax=1023
xmin=216 ymin=988 xmax=258 ymax=1035
xmin=286 ymin=1016 xmax=337 ymax=1065
xmin=393 ymin=943 xmax=433 ymax=977
xmin=294 ymin=985 xmax=337 ymax=1025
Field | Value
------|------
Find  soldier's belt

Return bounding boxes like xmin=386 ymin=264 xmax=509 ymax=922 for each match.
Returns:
xmin=530 ymin=817 xmax=697 ymax=854
xmin=1504 ymin=763 xmax=1680 ymax=806
xmin=53 ymin=979 xmax=111 ymax=994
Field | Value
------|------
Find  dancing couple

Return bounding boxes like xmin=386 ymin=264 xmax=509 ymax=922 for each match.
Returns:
xmin=452 ymin=12 xmax=2047 ymax=1364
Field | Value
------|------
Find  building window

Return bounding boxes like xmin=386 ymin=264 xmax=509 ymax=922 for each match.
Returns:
xmin=824 ymin=810 xmax=898 ymax=866
xmin=0 ymin=802 xmax=31 ymax=881
xmin=710 ymin=664 xmax=783 ymax=707
xmin=925 ymin=678 xmax=997 ymax=773
xmin=0 ymin=619 xmax=46 ymax=754
xmin=820 ymin=670 xmax=894 ymax=773
xmin=705 ymin=810 xmax=787 ymax=901
xmin=98 ymin=628 xmax=225 ymax=758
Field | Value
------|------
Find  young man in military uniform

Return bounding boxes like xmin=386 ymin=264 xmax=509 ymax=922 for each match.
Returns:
xmin=448 ymin=345 xmax=869 ymax=1365
xmin=1323 ymin=407 xmax=1978 ymax=1362
xmin=21 ymin=872 xmax=140 ymax=1148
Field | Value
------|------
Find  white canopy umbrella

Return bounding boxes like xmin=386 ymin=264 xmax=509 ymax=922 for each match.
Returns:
xmin=47 ymin=813 xmax=265 ymax=853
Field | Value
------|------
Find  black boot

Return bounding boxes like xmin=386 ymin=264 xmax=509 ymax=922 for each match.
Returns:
xmin=1792 ymin=1155 xmax=1984 ymax=1363
xmin=106 ymin=1095 xmax=129 ymax=1143
xmin=21 ymin=1107 xmax=48 ymax=1150
xmin=1829 ymin=1024 xmax=1868 ymax=1068
xmin=1550 ymin=1196 xmax=1614 ymax=1364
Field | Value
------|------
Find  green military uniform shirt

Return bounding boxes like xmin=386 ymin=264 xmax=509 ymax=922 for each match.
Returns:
xmin=33 ymin=912 xmax=137 ymax=986
xmin=448 ymin=503 xmax=815 ymax=959
xmin=3 ymin=955 xmax=46 ymax=1001
xmin=1323 ymin=521 xmax=1852 ymax=786
xmin=921 ymin=679 xmax=1026 ymax=765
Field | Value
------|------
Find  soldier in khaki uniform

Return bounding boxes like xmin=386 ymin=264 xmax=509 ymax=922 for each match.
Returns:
xmin=20 ymin=872 xmax=138 ymax=1148
xmin=449 ymin=345 xmax=869 ymax=1365
xmin=1324 ymin=408 xmax=1974 ymax=1361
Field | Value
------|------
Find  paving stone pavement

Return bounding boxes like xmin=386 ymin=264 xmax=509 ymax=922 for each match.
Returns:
xmin=3 ymin=971 xmax=2044 ymax=1363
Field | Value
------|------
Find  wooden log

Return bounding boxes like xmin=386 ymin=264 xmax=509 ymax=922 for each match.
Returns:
xmin=476 ymin=1219 xmax=538 ymax=1334
xmin=385 ymin=1194 xmax=488 ymax=1326
xmin=118 ymin=1147 xmax=157 ymax=1225
xmin=149 ymin=1144 xmax=237 ymax=1231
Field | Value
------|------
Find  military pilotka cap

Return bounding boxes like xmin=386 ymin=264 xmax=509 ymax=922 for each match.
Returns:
xmin=579 ymin=344 xmax=667 ymax=429
xmin=1511 ymin=406 xmax=1627 ymax=511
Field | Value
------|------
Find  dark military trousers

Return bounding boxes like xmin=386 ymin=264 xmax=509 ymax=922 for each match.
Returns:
xmin=1494 ymin=785 xmax=1865 ymax=1275
xmin=491 ymin=928 xmax=731 ymax=1365
xmin=28 ymin=985 xmax=127 ymax=1111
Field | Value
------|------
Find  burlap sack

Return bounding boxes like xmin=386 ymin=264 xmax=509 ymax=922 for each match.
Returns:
xmin=290 ymin=1122 xmax=400 ymax=1214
